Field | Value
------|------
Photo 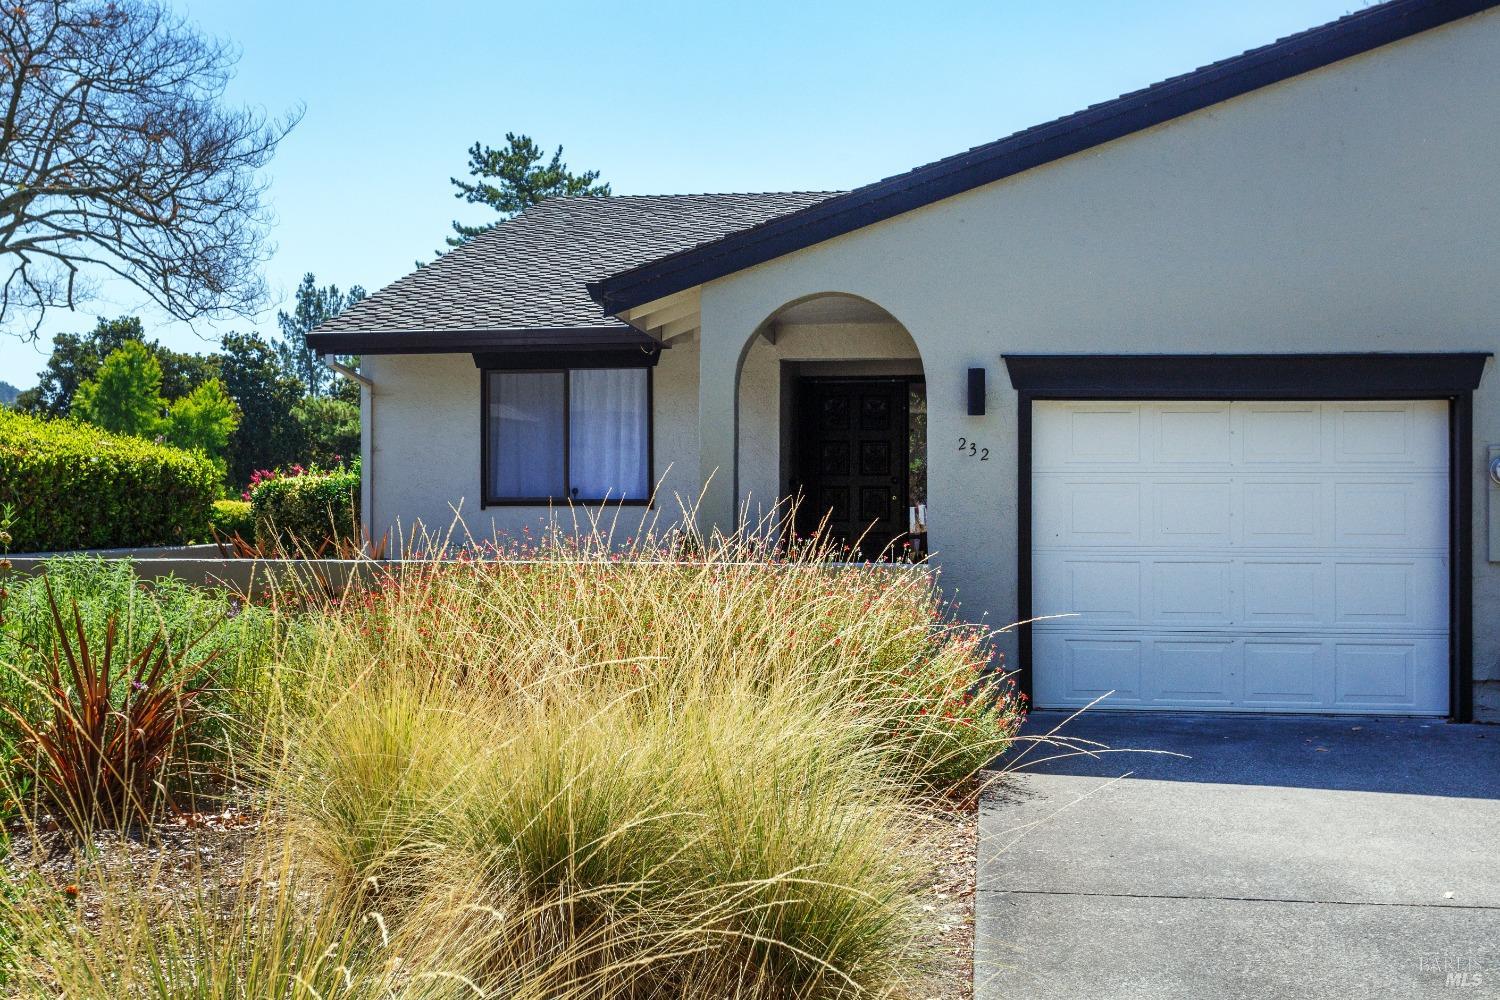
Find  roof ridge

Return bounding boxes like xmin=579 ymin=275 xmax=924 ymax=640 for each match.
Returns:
xmin=544 ymin=190 xmax=844 ymax=202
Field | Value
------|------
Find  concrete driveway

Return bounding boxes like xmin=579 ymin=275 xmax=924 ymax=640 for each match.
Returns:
xmin=977 ymin=712 xmax=1500 ymax=999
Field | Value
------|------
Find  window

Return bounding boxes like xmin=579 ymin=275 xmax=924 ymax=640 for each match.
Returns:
xmin=484 ymin=368 xmax=651 ymax=504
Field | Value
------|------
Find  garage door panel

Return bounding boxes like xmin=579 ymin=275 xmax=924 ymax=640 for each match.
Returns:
xmin=1033 ymin=557 xmax=1143 ymax=623
xmin=1033 ymin=477 xmax=1142 ymax=545
xmin=1239 ymin=403 xmax=1323 ymax=464
xmin=1033 ymin=404 xmax=1141 ymax=467
xmin=1036 ymin=555 xmax=1447 ymax=635
xmin=1334 ymin=642 xmax=1417 ymax=706
xmin=1033 ymin=634 xmax=1145 ymax=705
xmin=1154 ymin=404 xmax=1233 ymax=464
xmin=1151 ymin=640 xmax=1237 ymax=705
xmin=1032 ymin=400 xmax=1449 ymax=716
xmin=1151 ymin=560 xmax=1234 ymax=624
xmin=1332 ymin=402 xmax=1447 ymax=468
xmin=1035 ymin=631 xmax=1447 ymax=714
xmin=1150 ymin=481 xmax=1234 ymax=545
xmin=1333 ymin=638 xmax=1448 ymax=709
xmin=1241 ymin=481 xmax=1323 ymax=544
xmin=1241 ymin=561 xmax=1324 ymax=624
xmin=1242 ymin=640 xmax=1326 ymax=707
xmin=1331 ymin=558 xmax=1448 ymax=628
xmin=1333 ymin=478 xmax=1447 ymax=548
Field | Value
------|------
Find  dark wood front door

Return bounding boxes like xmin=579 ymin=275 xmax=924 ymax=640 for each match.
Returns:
xmin=793 ymin=379 xmax=910 ymax=560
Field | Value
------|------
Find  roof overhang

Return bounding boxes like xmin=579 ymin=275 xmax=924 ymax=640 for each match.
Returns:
xmin=306 ymin=325 xmax=657 ymax=357
xmin=1002 ymin=353 xmax=1491 ymax=397
xmin=588 ymin=0 xmax=1500 ymax=316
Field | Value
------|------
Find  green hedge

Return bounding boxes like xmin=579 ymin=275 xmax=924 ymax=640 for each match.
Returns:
xmin=209 ymin=499 xmax=254 ymax=539
xmin=250 ymin=468 xmax=360 ymax=551
xmin=0 ymin=409 xmax=217 ymax=552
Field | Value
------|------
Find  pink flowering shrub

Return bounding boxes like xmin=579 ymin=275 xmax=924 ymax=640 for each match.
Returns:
xmin=241 ymin=457 xmax=348 ymax=501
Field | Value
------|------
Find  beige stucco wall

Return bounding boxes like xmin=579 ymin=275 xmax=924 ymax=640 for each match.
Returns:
xmin=362 ymin=336 xmax=701 ymax=550
xmin=693 ymin=8 xmax=1500 ymax=715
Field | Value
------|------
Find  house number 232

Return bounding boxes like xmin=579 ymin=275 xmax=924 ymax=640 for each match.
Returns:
xmin=957 ymin=437 xmax=990 ymax=461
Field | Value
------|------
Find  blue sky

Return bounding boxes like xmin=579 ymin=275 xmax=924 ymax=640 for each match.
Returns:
xmin=0 ymin=0 xmax=1363 ymax=390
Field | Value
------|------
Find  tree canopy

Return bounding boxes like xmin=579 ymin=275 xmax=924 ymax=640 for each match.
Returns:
xmin=12 ymin=272 xmax=364 ymax=489
xmin=447 ymin=133 xmax=609 ymax=246
xmin=163 ymin=378 xmax=239 ymax=472
xmin=15 ymin=316 xmax=210 ymax=416
xmin=0 ymin=0 xmax=299 ymax=339
xmin=215 ymin=330 xmax=308 ymax=487
xmin=72 ymin=339 xmax=165 ymax=438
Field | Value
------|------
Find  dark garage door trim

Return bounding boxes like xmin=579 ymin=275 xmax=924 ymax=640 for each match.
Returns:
xmin=1003 ymin=353 xmax=1489 ymax=722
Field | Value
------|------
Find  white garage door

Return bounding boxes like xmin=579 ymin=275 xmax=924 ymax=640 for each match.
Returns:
xmin=1031 ymin=400 xmax=1449 ymax=715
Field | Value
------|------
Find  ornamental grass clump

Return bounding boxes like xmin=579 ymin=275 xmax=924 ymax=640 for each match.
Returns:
xmin=275 ymin=644 xmax=921 ymax=997
xmin=258 ymin=510 xmax=1021 ymax=996
xmin=313 ymin=512 xmax=1020 ymax=792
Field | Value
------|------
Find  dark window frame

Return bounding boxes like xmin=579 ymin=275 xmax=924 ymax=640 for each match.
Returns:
xmin=480 ymin=366 xmax=654 ymax=508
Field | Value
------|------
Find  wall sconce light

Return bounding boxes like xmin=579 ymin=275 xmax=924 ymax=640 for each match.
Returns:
xmin=967 ymin=367 xmax=986 ymax=416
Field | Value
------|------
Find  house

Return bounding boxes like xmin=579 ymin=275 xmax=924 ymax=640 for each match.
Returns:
xmin=308 ymin=0 xmax=1500 ymax=722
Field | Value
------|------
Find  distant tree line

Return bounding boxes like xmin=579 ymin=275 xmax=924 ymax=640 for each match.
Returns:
xmin=14 ymin=274 xmax=363 ymax=489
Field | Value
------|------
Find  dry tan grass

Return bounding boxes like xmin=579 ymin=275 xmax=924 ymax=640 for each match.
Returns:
xmin=1 ymin=506 xmax=1020 ymax=998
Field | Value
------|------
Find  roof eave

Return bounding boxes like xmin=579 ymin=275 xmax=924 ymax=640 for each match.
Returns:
xmin=305 ymin=325 xmax=652 ymax=357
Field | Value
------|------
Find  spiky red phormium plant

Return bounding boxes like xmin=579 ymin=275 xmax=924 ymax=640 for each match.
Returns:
xmin=1 ymin=579 xmax=220 ymax=831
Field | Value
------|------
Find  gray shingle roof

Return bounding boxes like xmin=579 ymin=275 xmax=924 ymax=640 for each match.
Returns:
xmin=316 ymin=191 xmax=839 ymax=338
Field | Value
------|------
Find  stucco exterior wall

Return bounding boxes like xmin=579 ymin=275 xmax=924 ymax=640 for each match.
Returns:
xmin=693 ymin=8 xmax=1500 ymax=715
xmin=362 ymin=336 xmax=701 ymax=550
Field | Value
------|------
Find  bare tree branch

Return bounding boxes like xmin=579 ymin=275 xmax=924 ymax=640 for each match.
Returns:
xmin=0 ymin=0 xmax=301 ymax=339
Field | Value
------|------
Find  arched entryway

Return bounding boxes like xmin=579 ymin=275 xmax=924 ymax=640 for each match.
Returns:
xmin=734 ymin=293 xmax=926 ymax=560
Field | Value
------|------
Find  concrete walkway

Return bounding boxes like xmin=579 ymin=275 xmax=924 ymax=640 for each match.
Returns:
xmin=977 ymin=712 xmax=1500 ymax=999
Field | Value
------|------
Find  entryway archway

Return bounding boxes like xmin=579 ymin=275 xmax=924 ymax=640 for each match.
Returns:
xmin=735 ymin=293 xmax=926 ymax=560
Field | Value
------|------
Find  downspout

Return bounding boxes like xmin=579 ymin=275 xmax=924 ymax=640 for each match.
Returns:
xmin=322 ymin=356 xmax=375 ymax=541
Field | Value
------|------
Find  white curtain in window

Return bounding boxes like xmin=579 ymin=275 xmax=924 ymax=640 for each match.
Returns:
xmin=489 ymin=371 xmax=565 ymax=499
xmin=569 ymin=368 xmax=649 ymax=500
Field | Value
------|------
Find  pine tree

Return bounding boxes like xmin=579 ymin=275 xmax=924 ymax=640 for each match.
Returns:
xmin=274 ymin=274 xmax=366 ymax=397
xmin=447 ymin=134 xmax=610 ymax=246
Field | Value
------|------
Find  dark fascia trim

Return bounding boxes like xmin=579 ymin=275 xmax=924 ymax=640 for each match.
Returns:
xmin=472 ymin=345 xmax=661 ymax=370
xmin=588 ymin=0 xmax=1500 ymax=314
xmin=1451 ymin=393 xmax=1475 ymax=722
xmin=305 ymin=325 xmax=650 ymax=356
xmin=1002 ymin=353 xmax=1490 ymax=397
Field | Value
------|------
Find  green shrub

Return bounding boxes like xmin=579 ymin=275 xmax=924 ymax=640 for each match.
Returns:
xmin=209 ymin=499 xmax=254 ymax=539
xmin=249 ymin=467 xmax=360 ymax=551
xmin=0 ymin=409 xmax=216 ymax=552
